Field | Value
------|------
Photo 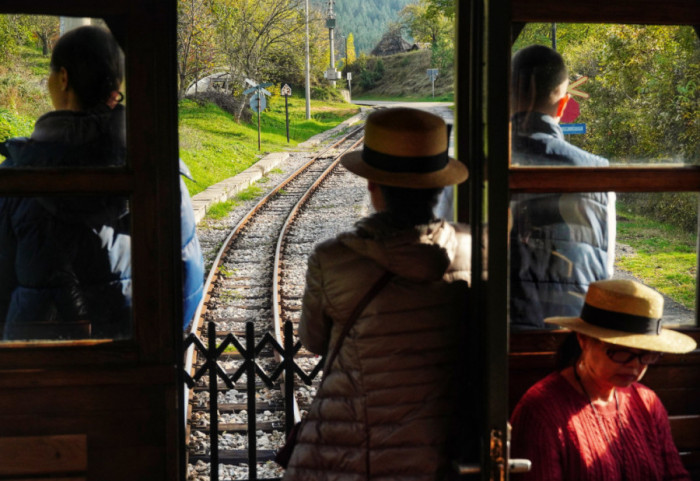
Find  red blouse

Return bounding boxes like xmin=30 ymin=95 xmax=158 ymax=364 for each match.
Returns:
xmin=510 ymin=372 xmax=689 ymax=481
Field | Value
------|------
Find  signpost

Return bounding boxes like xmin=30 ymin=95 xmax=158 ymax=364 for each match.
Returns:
xmin=561 ymin=76 xmax=589 ymax=136
xmin=561 ymin=123 xmax=586 ymax=135
xmin=244 ymin=81 xmax=273 ymax=150
xmin=427 ymin=68 xmax=439 ymax=97
xmin=281 ymin=83 xmax=292 ymax=143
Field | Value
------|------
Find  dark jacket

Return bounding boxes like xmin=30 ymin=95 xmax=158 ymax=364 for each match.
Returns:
xmin=509 ymin=112 xmax=614 ymax=330
xmin=0 ymin=106 xmax=204 ymax=338
xmin=283 ymin=214 xmax=471 ymax=481
xmin=0 ymin=106 xmax=131 ymax=339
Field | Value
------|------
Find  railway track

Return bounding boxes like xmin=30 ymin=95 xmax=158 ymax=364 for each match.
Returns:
xmin=184 ymin=126 xmax=371 ymax=480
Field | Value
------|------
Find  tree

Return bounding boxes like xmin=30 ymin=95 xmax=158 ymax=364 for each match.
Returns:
xmin=21 ymin=15 xmax=59 ymax=56
xmin=399 ymin=0 xmax=454 ymax=72
xmin=177 ymin=0 xmax=218 ymax=98
xmin=346 ymin=32 xmax=357 ymax=66
xmin=210 ymin=0 xmax=309 ymax=121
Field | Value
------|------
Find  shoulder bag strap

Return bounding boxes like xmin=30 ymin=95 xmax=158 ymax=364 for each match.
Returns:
xmin=322 ymin=270 xmax=394 ymax=380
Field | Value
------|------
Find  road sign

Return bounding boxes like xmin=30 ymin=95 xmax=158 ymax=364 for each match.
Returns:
xmin=249 ymin=92 xmax=267 ymax=113
xmin=426 ymin=68 xmax=439 ymax=81
xmin=560 ymin=97 xmax=580 ymax=123
xmin=568 ymin=76 xmax=590 ymax=99
xmin=561 ymin=123 xmax=586 ymax=135
xmin=281 ymin=84 xmax=292 ymax=96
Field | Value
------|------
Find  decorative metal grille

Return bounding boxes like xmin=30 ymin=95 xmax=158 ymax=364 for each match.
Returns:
xmin=183 ymin=321 xmax=324 ymax=481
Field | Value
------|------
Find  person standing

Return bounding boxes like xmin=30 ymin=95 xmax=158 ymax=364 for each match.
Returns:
xmin=509 ymin=44 xmax=616 ymax=330
xmin=0 ymin=25 xmax=203 ymax=339
xmin=283 ymin=108 xmax=471 ymax=480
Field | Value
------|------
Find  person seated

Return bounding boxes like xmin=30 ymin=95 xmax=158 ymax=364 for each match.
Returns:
xmin=509 ymin=44 xmax=615 ymax=330
xmin=510 ymin=279 xmax=695 ymax=480
xmin=282 ymin=108 xmax=471 ymax=480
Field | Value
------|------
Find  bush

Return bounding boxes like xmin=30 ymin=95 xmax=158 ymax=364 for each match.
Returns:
xmin=186 ymin=91 xmax=251 ymax=123
xmin=310 ymin=85 xmax=345 ymax=102
xmin=618 ymin=192 xmax=698 ymax=234
xmin=0 ymin=109 xmax=33 ymax=141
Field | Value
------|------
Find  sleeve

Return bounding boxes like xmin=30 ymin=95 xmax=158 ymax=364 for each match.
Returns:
xmin=180 ymin=160 xmax=205 ymax=329
xmin=298 ymin=249 xmax=332 ymax=356
xmin=510 ymin=390 xmax=565 ymax=481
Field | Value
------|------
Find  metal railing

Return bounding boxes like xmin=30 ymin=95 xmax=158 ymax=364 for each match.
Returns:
xmin=183 ymin=321 xmax=323 ymax=481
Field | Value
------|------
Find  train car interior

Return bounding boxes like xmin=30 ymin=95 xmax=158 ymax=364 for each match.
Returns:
xmin=0 ymin=0 xmax=697 ymax=480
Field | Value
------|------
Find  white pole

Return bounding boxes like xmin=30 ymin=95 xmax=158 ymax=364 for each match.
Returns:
xmin=305 ymin=0 xmax=311 ymax=120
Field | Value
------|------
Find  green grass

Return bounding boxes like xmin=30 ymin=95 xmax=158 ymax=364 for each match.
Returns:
xmin=616 ymin=205 xmax=697 ymax=310
xmin=353 ymin=92 xmax=454 ymax=102
xmin=179 ymin=94 xmax=360 ymax=196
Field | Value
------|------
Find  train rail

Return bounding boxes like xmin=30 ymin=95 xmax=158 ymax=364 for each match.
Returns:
xmin=184 ymin=125 xmax=369 ymax=480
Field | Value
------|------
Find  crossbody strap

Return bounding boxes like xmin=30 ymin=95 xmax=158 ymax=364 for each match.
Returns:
xmin=322 ymin=271 xmax=394 ymax=380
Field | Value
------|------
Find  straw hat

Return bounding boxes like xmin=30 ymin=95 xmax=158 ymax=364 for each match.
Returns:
xmin=340 ymin=108 xmax=468 ymax=188
xmin=545 ymin=279 xmax=696 ymax=353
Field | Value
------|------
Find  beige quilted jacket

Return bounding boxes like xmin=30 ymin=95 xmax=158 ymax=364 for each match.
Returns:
xmin=283 ymin=213 xmax=472 ymax=481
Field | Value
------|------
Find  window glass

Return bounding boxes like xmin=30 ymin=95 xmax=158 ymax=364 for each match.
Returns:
xmin=0 ymin=16 xmax=126 ymax=169
xmin=509 ymin=190 xmax=697 ymax=330
xmin=511 ymin=24 xmax=699 ymax=167
xmin=0 ymin=16 xmax=132 ymax=342
xmin=0 ymin=195 xmax=132 ymax=342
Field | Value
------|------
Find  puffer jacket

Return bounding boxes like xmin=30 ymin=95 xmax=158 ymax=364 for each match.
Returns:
xmin=0 ymin=105 xmax=204 ymax=338
xmin=283 ymin=213 xmax=471 ymax=481
xmin=0 ymin=105 xmax=130 ymax=339
xmin=509 ymin=112 xmax=615 ymax=330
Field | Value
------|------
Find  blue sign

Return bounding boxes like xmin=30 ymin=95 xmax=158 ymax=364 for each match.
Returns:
xmin=249 ymin=93 xmax=267 ymax=113
xmin=561 ymin=123 xmax=586 ymax=135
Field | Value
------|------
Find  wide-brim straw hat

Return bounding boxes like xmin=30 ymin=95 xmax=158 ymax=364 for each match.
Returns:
xmin=340 ymin=107 xmax=469 ymax=188
xmin=546 ymin=279 xmax=696 ymax=353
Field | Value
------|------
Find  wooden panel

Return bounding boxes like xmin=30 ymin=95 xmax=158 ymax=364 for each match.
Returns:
xmin=509 ymin=167 xmax=700 ymax=193
xmin=0 ymin=170 xmax=132 ymax=194
xmin=670 ymin=415 xmax=700 ymax=451
xmin=511 ymin=0 xmax=700 ymax=25
xmin=0 ymin=434 xmax=86 ymax=476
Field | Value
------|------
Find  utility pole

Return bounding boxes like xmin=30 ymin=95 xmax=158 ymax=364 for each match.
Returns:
xmin=304 ymin=0 xmax=311 ymax=120
xmin=324 ymin=0 xmax=340 ymax=87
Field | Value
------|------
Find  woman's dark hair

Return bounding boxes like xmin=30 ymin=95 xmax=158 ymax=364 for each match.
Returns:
xmin=511 ymin=44 xmax=568 ymax=107
xmin=50 ymin=25 xmax=124 ymax=110
xmin=555 ymin=331 xmax=582 ymax=370
xmin=378 ymin=185 xmax=443 ymax=226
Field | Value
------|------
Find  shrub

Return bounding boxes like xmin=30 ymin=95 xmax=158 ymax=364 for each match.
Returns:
xmin=618 ymin=192 xmax=698 ymax=234
xmin=186 ymin=91 xmax=252 ymax=123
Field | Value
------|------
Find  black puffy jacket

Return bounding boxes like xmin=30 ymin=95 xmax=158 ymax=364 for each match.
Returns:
xmin=0 ymin=105 xmax=131 ymax=339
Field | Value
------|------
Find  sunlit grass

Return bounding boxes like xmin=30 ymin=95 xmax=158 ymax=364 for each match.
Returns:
xmin=616 ymin=205 xmax=697 ymax=309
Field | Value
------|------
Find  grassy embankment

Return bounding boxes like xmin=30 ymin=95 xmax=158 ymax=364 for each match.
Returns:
xmin=616 ymin=205 xmax=697 ymax=310
xmin=178 ymin=94 xmax=360 ymax=199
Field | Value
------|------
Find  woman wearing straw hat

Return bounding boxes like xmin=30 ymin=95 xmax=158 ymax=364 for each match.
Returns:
xmin=510 ymin=279 xmax=695 ymax=480
xmin=282 ymin=108 xmax=471 ymax=480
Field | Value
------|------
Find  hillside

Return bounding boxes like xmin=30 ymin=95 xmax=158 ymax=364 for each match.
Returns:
xmin=349 ymin=49 xmax=454 ymax=100
xmin=314 ymin=0 xmax=415 ymax=54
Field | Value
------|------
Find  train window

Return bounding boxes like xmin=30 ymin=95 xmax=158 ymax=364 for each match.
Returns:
xmin=508 ymin=23 xmax=699 ymax=330
xmin=0 ymin=194 xmax=133 ymax=342
xmin=0 ymin=15 xmax=127 ymax=169
xmin=0 ymin=16 xmax=133 ymax=343
xmin=510 ymin=189 xmax=697 ymax=331
xmin=511 ymin=24 xmax=699 ymax=167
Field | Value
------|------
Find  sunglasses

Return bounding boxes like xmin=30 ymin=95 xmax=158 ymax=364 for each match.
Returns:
xmin=605 ymin=347 xmax=662 ymax=365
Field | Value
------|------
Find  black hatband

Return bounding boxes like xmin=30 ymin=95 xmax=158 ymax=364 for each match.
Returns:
xmin=362 ymin=145 xmax=449 ymax=173
xmin=581 ymin=303 xmax=662 ymax=335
